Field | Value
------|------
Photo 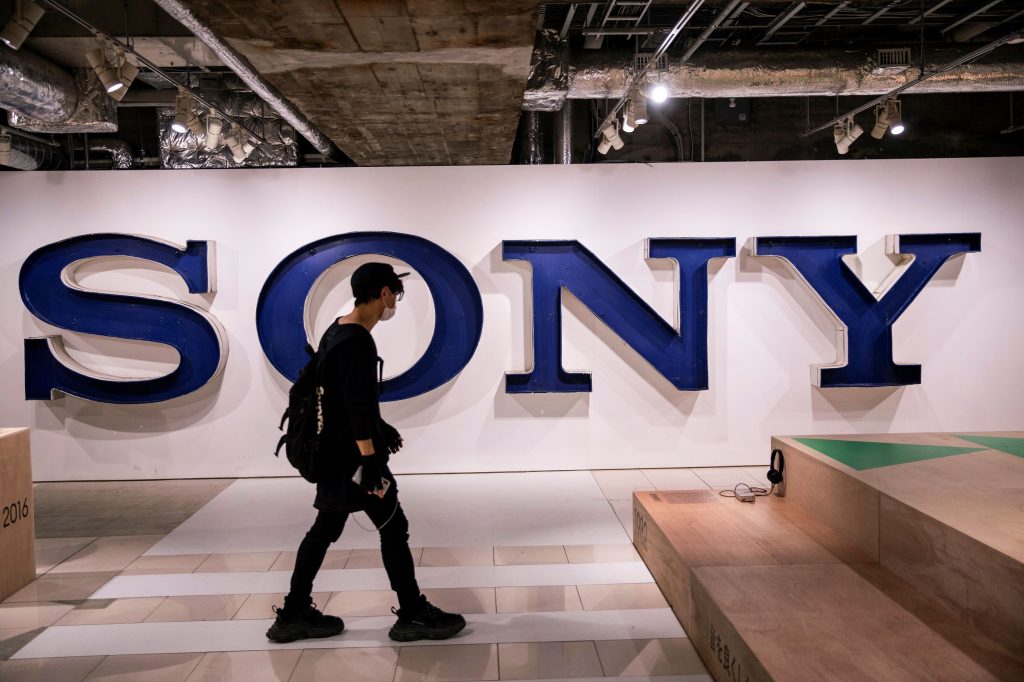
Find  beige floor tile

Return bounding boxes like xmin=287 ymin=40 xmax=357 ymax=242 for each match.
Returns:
xmin=3 ymin=572 xmax=117 ymax=603
xmin=193 ymin=553 xmax=280 ymax=573
xmin=419 ymin=547 xmax=494 ymax=567
xmin=608 ymin=500 xmax=635 ymax=541
xmin=421 ymin=587 xmax=496 ymax=615
xmin=268 ymin=549 xmax=350 ymax=573
xmin=185 ymin=650 xmax=302 ymax=681
xmin=496 ymin=586 xmax=583 ymax=613
xmin=692 ymin=468 xmax=763 ymax=489
xmin=591 ymin=470 xmax=657 ymax=501
xmin=394 ymin=643 xmax=497 ymax=682
xmin=0 ymin=626 xmax=44 ymax=659
xmin=563 ymin=544 xmax=640 ymax=564
xmin=34 ymin=538 xmax=97 ymax=574
xmin=144 ymin=595 xmax=247 ymax=623
xmin=233 ymin=592 xmax=330 ymax=620
xmin=56 ymin=598 xmax=166 ymax=626
xmin=498 ymin=641 xmax=604 ymax=680
xmin=84 ymin=653 xmax=204 ymax=681
xmin=0 ymin=656 xmax=105 ymax=682
xmin=576 ymin=583 xmax=669 ymax=611
xmin=743 ymin=466 xmax=773 ymax=487
xmin=345 ymin=548 xmax=424 ymax=569
xmin=493 ymin=546 xmax=567 ymax=566
xmin=291 ymin=647 xmax=398 ymax=682
xmin=324 ymin=590 xmax=397 ymax=617
xmin=641 ymin=468 xmax=711 ymax=491
xmin=122 ymin=555 xmax=209 ymax=575
xmin=595 ymin=638 xmax=707 ymax=676
xmin=0 ymin=602 xmax=74 ymax=628
xmin=51 ymin=536 xmax=162 ymax=574
xmin=33 ymin=479 xmax=232 ymax=538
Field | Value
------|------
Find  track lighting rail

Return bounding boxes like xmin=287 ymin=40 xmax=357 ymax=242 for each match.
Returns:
xmin=35 ymin=0 xmax=268 ymax=147
xmin=801 ymin=28 xmax=1023 ymax=138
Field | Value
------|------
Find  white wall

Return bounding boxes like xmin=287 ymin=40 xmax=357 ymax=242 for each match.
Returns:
xmin=1 ymin=158 xmax=1021 ymax=481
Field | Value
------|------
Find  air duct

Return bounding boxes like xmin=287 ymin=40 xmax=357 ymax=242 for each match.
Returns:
xmin=1 ymin=134 xmax=63 ymax=170
xmin=523 ymin=49 xmax=1024 ymax=109
xmin=87 ymin=137 xmax=135 ymax=169
xmin=157 ymin=76 xmax=297 ymax=169
xmin=0 ymin=42 xmax=78 ymax=122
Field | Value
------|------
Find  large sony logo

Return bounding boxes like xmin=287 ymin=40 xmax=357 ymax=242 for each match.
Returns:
xmin=19 ymin=231 xmax=980 ymax=404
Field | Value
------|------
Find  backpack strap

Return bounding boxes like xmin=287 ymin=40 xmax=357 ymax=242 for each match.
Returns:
xmin=311 ymin=325 xmax=364 ymax=385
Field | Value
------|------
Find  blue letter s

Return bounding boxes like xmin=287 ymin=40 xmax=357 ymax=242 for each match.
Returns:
xmin=20 ymin=234 xmax=226 ymax=403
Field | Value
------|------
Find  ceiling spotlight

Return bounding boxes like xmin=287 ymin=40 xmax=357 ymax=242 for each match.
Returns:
xmin=225 ymin=133 xmax=257 ymax=163
xmin=108 ymin=51 xmax=140 ymax=103
xmin=870 ymin=101 xmax=890 ymax=139
xmin=597 ymin=121 xmax=625 ymax=155
xmin=204 ymin=115 xmax=224 ymax=150
xmin=634 ymin=92 xmax=648 ymax=125
xmin=0 ymin=132 xmax=12 ymax=166
xmin=833 ymin=117 xmax=864 ymax=155
xmin=622 ymin=100 xmax=636 ymax=133
xmin=886 ymin=98 xmax=905 ymax=135
xmin=649 ymin=83 xmax=669 ymax=104
xmin=86 ymin=44 xmax=124 ymax=94
xmin=170 ymin=91 xmax=199 ymax=135
xmin=0 ymin=1 xmax=45 ymax=51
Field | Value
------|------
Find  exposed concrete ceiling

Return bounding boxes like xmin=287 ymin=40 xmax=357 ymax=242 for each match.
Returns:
xmin=4 ymin=1 xmax=1022 ymax=169
xmin=172 ymin=0 xmax=540 ymax=166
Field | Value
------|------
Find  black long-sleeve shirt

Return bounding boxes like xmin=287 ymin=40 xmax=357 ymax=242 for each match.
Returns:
xmin=319 ymin=321 xmax=382 ymax=450
xmin=313 ymin=322 xmax=395 ymax=513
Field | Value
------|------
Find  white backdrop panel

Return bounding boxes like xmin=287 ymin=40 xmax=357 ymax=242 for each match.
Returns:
xmin=0 ymin=158 xmax=1021 ymax=480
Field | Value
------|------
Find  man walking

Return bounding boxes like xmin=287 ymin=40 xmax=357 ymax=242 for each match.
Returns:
xmin=267 ymin=262 xmax=466 ymax=644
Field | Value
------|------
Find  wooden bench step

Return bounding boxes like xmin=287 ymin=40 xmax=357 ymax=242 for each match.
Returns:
xmin=691 ymin=563 xmax=1004 ymax=682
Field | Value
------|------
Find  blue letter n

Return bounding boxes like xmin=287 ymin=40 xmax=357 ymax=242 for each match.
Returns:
xmin=503 ymin=239 xmax=735 ymax=393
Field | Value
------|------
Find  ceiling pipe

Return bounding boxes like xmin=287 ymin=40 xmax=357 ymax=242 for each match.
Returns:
xmin=522 ymin=48 xmax=1024 ymax=109
xmin=150 ymin=0 xmax=347 ymax=163
xmin=0 ymin=42 xmax=78 ymax=122
xmin=555 ymin=99 xmax=572 ymax=164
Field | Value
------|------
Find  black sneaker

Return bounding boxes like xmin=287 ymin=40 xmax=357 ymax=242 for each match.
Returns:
xmin=388 ymin=598 xmax=466 ymax=642
xmin=266 ymin=604 xmax=344 ymax=643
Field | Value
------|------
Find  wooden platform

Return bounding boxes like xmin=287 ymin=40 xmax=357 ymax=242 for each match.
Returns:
xmin=634 ymin=431 xmax=1024 ymax=681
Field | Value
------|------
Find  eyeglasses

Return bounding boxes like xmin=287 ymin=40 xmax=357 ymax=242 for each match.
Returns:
xmin=389 ymin=288 xmax=404 ymax=302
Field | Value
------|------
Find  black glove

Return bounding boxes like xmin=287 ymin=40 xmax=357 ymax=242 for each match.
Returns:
xmin=359 ymin=454 xmax=384 ymax=495
xmin=379 ymin=421 xmax=403 ymax=455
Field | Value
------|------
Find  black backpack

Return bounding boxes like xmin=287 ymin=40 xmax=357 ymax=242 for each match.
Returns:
xmin=274 ymin=328 xmax=356 ymax=482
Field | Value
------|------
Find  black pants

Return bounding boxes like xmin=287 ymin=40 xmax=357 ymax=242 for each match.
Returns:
xmin=286 ymin=489 xmax=421 ymax=613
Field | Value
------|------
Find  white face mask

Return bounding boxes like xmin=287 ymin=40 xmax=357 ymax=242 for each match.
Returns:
xmin=380 ymin=303 xmax=396 ymax=322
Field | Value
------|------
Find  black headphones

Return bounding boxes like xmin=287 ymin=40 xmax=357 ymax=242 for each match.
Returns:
xmin=767 ymin=448 xmax=785 ymax=485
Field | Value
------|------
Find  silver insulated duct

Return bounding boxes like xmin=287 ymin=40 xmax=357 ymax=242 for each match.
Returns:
xmin=87 ymin=138 xmax=135 ymax=169
xmin=523 ymin=49 xmax=1024 ymax=109
xmin=1 ymin=42 xmax=118 ymax=133
xmin=9 ymin=67 xmax=118 ymax=133
xmin=1 ymin=135 xmax=63 ymax=171
xmin=158 ymin=76 xmax=297 ymax=169
xmin=0 ymin=43 xmax=78 ymax=122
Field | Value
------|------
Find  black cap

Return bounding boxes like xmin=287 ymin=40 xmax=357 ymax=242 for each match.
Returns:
xmin=351 ymin=262 xmax=408 ymax=300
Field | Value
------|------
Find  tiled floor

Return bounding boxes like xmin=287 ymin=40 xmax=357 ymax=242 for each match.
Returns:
xmin=0 ymin=468 xmax=763 ymax=681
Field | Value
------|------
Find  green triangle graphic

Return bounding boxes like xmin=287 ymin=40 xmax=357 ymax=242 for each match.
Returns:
xmin=954 ymin=435 xmax=1024 ymax=459
xmin=794 ymin=438 xmax=984 ymax=471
